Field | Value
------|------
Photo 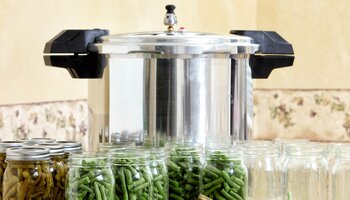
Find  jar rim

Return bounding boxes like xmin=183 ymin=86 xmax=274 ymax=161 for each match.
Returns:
xmin=0 ymin=141 xmax=23 ymax=153
xmin=286 ymin=143 xmax=326 ymax=156
xmin=6 ymin=147 xmax=50 ymax=161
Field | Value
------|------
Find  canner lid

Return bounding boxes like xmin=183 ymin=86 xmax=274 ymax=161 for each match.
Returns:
xmin=95 ymin=31 xmax=259 ymax=55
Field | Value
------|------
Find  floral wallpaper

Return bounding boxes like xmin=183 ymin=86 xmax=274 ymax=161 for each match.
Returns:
xmin=253 ymin=89 xmax=350 ymax=141
xmin=0 ymin=99 xmax=88 ymax=148
xmin=0 ymin=89 xmax=349 ymax=148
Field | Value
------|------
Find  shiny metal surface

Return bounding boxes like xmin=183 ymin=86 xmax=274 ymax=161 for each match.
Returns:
xmin=232 ymin=56 xmax=253 ymax=140
xmin=87 ymin=31 xmax=259 ymax=150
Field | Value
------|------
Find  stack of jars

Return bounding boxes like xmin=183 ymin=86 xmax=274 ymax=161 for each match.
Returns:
xmin=0 ymin=138 xmax=82 ymax=200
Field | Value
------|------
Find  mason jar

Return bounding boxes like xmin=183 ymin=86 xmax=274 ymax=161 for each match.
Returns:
xmin=36 ymin=143 xmax=67 ymax=200
xmin=0 ymin=141 xmax=23 ymax=200
xmin=167 ymin=143 xmax=203 ymax=200
xmin=66 ymin=153 xmax=115 ymax=200
xmin=149 ymin=148 xmax=169 ymax=200
xmin=201 ymin=145 xmax=247 ymax=200
xmin=273 ymin=138 xmax=309 ymax=166
xmin=243 ymin=141 xmax=283 ymax=200
xmin=284 ymin=143 xmax=328 ymax=200
xmin=330 ymin=145 xmax=350 ymax=200
xmin=97 ymin=142 xmax=128 ymax=152
xmin=56 ymin=140 xmax=83 ymax=164
xmin=3 ymin=147 xmax=53 ymax=200
xmin=25 ymin=138 xmax=56 ymax=145
xmin=111 ymin=150 xmax=153 ymax=200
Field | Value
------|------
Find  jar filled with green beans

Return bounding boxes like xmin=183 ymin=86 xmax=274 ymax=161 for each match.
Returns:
xmin=36 ymin=143 xmax=67 ymax=200
xmin=201 ymin=145 xmax=247 ymax=200
xmin=167 ymin=143 xmax=203 ymax=200
xmin=98 ymin=143 xmax=127 ymax=153
xmin=111 ymin=150 xmax=153 ymax=200
xmin=149 ymin=148 xmax=169 ymax=200
xmin=3 ymin=147 xmax=53 ymax=200
xmin=0 ymin=141 xmax=23 ymax=200
xmin=66 ymin=153 xmax=115 ymax=200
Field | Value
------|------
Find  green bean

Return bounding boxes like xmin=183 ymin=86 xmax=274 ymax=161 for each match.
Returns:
xmin=168 ymin=145 xmax=202 ymax=200
xmin=3 ymin=160 xmax=53 ymax=200
xmin=113 ymin=160 xmax=153 ymax=200
xmin=66 ymin=159 xmax=115 ymax=200
xmin=201 ymin=151 xmax=246 ymax=200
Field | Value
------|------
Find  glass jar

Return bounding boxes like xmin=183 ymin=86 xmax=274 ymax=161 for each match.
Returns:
xmin=273 ymin=138 xmax=309 ymax=166
xmin=243 ymin=141 xmax=283 ymax=200
xmin=201 ymin=145 xmax=247 ymax=200
xmin=56 ymin=140 xmax=83 ymax=164
xmin=0 ymin=141 xmax=22 ymax=200
xmin=25 ymin=138 xmax=56 ymax=145
xmin=3 ymin=147 xmax=53 ymax=200
xmin=97 ymin=142 xmax=128 ymax=152
xmin=331 ymin=145 xmax=350 ymax=200
xmin=111 ymin=150 xmax=153 ymax=200
xmin=36 ymin=143 xmax=67 ymax=200
xmin=284 ymin=144 xmax=328 ymax=200
xmin=149 ymin=148 xmax=169 ymax=200
xmin=66 ymin=153 xmax=115 ymax=200
xmin=167 ymin=143 xmax=203 ymax=200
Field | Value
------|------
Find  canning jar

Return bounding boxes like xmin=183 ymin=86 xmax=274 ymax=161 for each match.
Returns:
xmin=284 ymin=144 xmax=328 ymax=200
xmin=201 ymin=145 xmax=247 ymax=200
xmin=25 ymin=138 xmax=56 ymax=145
xmin=56 ymin=140 xmax=83 ymax=164
xmin=66 ymin=153 xmax=115 ymax=200
xmin=3 ymin=147 xmax=53 ymax=200
xmin=97 ymin=142 xmax=128 ymax=152
xmin=167 ymin=143 xmax=203 ymax=200
xmin=111 ymin=150 xmax=153 ymax=200
xmin=243 ymin=141 xmax=283 ymax=200
xmin=149 ymin=148 xmax=169 ymax=200
xmin=0 ymin=141 xmax=22 ymax=200
xmin=330 ymin=145 xmax=350 ymax=200
xmin=273 ymin=138 xmax=309 ymax=166
xmin=36 ymin=143 xmax=67 ymax=200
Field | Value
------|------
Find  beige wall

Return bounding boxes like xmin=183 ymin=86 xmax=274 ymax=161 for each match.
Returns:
xmin=255 ymin=0 xmax=350 ymax=89
xmin=2 ymin=0 xmax=348 ymax=104
xmin=0 ymin=0 xmax=256 ymax=104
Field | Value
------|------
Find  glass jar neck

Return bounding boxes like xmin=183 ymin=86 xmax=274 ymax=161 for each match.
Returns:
xmin=243 ymin=143 xmax=280 ymax=157
xmin=286 ymin=145 xmax=326 ymax=158
xmin=335 ymin=146 xmax=350 ymax=160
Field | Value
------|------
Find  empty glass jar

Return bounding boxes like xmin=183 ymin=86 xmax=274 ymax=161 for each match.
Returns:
xmin=331 ymin=145 xmax=350 ymax=200
xmin=243 ymin=141 xmax=283 ymax=200
xmin=284 ymin=143 xmax=328 ymax=200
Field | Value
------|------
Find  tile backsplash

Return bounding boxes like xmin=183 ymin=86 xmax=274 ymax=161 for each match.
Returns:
xmin=0 ymin=99 xmax=88 ymax=147
xmin=254 ymin=89 xmax=350 ymax=141
xmin=0 ymin=89 xmax=349 ymax=148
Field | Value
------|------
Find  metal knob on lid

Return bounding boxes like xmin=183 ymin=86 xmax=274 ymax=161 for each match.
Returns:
xmin=6 ymin=147 xmax=50 ymax=161
xmin=164 ymin=4 xmax=177 ymax=33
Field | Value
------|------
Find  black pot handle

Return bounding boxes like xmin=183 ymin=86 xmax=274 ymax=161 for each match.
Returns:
xmin=43 ymin=29 xmax=109 ymax=78
xmin=231 ymin=30 xmax=295 ymax=79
